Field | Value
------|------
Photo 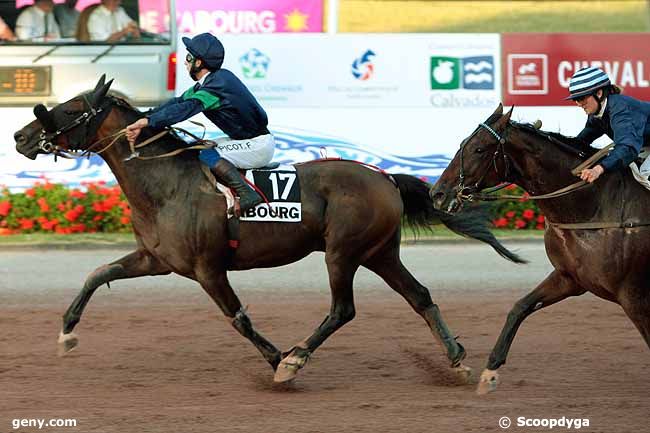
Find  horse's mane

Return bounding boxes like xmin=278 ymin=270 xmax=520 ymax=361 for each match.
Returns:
xmin=105 ymin=95 xmax=205 ymax=196
xmin=511 ymin=120 xmax=599 ymax=159
xmin=107 ymin=95 xmax=199 ymax=157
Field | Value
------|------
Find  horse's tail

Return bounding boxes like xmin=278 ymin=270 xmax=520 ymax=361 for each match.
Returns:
xmin=392 ymin=173 xmax=527 ymax=264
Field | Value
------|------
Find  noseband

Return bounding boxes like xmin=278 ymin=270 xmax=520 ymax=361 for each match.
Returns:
xmin=37 ymin=94 xmax=105 ymax=155
xmin=457 ymin=122 xmax=511 ymax=202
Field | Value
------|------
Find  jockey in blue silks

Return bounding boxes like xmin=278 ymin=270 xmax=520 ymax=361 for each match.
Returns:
xmin=126 ymin=32 xmax=274 ymax=213
xmin=568 ymin=66 xmax=650 ymax=183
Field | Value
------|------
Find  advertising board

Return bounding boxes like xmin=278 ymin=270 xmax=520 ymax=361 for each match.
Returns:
xmin=503 ymin=33 xmax=650 ymax=106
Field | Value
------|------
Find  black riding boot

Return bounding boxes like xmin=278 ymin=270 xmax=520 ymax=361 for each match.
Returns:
xmin=211 ymin=159 xmax=262 ymax=213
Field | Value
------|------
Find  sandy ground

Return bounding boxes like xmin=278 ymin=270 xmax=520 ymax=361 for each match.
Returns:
xmin=1 ymin=284 xmax=648 ymax=433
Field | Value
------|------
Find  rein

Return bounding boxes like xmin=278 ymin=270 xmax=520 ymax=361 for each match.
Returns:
xmin=456 ymin=122 xmax=614 ymax=202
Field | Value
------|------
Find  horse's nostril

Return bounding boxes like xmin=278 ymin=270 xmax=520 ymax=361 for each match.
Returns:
xmin=14 ymin=131 xmax=27 ymax=145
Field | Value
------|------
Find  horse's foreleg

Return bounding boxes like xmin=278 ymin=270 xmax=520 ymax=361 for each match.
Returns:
xmin=618 ymin=289 xmax=650 ymax=349
xmin=478 ymin=270 xmax=584 ymax=395
xmin=274 ymin=259 xmax=358 ymax=383
xmin=59 ymin=249 xmax=170 ymax=355
xmin=198 ymin=271 xmax=281 ymax=370
xmin=364 ymin=256 xmax=470 ymax=381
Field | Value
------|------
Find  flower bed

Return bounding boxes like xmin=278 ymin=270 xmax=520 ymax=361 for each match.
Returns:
xmin=0 ymin=181 xmax=131 ymax=235
xmin=490 ymin=184 xmax=544 ymax=230
xmin=0 ymin=181 xmax=543 ymax=235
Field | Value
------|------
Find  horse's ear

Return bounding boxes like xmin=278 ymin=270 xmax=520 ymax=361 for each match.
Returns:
xmin=91 ymin=79 xmax=113 ymax=106
xmin=33 ymin=103 xmax=56 ymax=132
xmin=492 ymin=103 xmax=504 ymax=118
xmin=495 ymin=105 xmax=514 ymax=130
xmin=504 ymin=105 xmax=514 ymax=122
xmin=94 ymin=74 xmax=106 ymax=92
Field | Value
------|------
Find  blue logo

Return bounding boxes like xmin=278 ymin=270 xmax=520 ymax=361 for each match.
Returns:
xmin=239 ymin=48 xmax=271 ymax=79
xmin=351 ymin=50 xmax=376 ymax=81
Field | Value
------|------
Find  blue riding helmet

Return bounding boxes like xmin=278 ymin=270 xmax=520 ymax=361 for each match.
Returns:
xmin=565 ymin=67 xmax=611 ymax=100
xmin=182 ymin=33 xmax=225 ymax=71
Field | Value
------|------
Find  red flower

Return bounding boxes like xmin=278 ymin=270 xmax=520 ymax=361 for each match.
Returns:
xmin=505 ymin=184 xmax=518 ymax=191
xmin=505 ymin=211 xmax=516 ymax=219
xmin=0 ymin=200 xmax=11 ymax=216
xmin=37 ymin=197 xmax=50 ymax=213
xmin=537 ymin=215 xmax=545 ymax=223
xmin=25 ymin=188 xmax=36 ymax=197
xmin=515 ymin=219 xmax=527 ymax=229
xmin=18 ymin=218 xmax=34 ymax=230
xmin=57 ymin=203 xmax=66 ymax=211
xmin=70 ymin=223 xmax=86 ymax=233
xmin=522 ymin=209 xmax=535 ymax=220
xmin=55 ymin=226 xmax=72 ymax=234
xmin=64 ymin=209 xmax=80 ymax=222
xmin=536 ymin=223 xmax=545 ymax=230
xmin=120 ymin=216 xmax=131 ymax=225
xmin=493 ymin=217 xmax=508 ymax=228
xmin=0 ymin=228 xmax=15 ymax=235
xmin=40 ymin=218 xmax=59 ymax=231
xmin=70 ymin=189 xmax=86 ymax=199
xmin=92 ymin=201 xmax=105 ymax=212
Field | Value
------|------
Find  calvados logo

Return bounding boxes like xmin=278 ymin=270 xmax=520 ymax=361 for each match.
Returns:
xmin=239 ymin=48 xmax=271 ymax=79
xmin=430 ymin=56 xmax=494 ymax=90
xmin=508 ymin=54 xmax=547 ymax=95
xmin=351 ymin=50 xmax=376 ymax=81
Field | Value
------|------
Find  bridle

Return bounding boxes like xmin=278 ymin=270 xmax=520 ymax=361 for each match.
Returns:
xmin=36 ymin=93 xmax=109 ymax=157
xmin=456 ymin=122 xmax=512 ymax=202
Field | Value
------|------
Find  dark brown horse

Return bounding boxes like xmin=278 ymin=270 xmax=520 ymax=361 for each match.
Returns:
xmin=430 ymin=103 xmax=650 ymax=394
xmin=14 ymin=76 xmax=522 ymax=384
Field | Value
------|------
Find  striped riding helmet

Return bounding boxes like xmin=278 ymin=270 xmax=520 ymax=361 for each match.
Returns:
xmin=565 ymin=67 xmax=611 ymax=100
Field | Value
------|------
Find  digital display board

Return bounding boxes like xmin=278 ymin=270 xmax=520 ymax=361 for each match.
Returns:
xmin=0 ymin=66 xmax=51 ymax=96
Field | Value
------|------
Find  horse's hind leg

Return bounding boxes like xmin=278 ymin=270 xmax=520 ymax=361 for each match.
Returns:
xmin=478 ymin=270 xmax=585 ymax=394
xmin=59 ymin=249 xmax=171 ymax=355
xmin=363 ymin=253 xmax=470 ymax=380
xmin=274 ymin=257 xmax=358 ymax=383
xmin=197 ymin=270 xmax=281 ymax=370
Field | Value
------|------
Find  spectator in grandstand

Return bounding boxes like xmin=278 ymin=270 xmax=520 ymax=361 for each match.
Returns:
xmin=0 ymin=16 xmax=16 ymax=41
xmin=15 ymin=0 xmax=61 ymax=41
xmin=567 ymin=66 xmax=650 ymax=183
xmin=53 ymin=0 xmax=79 ymax=38
xmin=125 ymin=33 xmax=275 ymax=214
xmin=87 ymin=0 xmax=139 ymax=42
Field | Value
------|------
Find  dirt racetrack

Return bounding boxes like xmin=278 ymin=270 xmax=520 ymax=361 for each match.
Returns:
xmin=1 ymin=281 xmax=648 ymax=433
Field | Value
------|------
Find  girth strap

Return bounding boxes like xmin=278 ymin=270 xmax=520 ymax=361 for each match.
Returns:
xmin=547 ymin=221 xmax=650 ymax=230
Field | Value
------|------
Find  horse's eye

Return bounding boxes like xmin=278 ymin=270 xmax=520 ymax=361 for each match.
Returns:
xmin=475 ymin=147 xmax=484 ymax=153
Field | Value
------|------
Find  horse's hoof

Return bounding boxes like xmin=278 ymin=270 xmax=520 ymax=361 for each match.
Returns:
xmin=273 ymin=349 xmax=309 ymax=383
xmin=476 ymin=369 xmax=499 ymax=395
xmin=452 ymin=363 xmax=472 ymax=382
xmin=57 ymin=331 xmax=79 ymax=357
